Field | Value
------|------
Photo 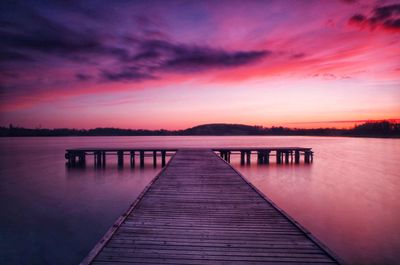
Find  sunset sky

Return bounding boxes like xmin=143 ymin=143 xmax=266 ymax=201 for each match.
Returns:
xmin=0 ymin=0 xmax=399 ymax=129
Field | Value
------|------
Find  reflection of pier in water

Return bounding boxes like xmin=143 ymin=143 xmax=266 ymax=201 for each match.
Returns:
xmin=79 ymin=149 xmax=340 ymax=265
xmin=65 ymin=147 xmax=313 ymax=168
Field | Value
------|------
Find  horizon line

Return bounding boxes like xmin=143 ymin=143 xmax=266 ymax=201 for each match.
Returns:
xmin=3 ymin=119 xmax=399 ymax=131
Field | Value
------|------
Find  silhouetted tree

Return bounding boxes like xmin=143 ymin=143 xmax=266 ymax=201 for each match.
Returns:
xmin=0 ymin=121 xmax=398 ymax=137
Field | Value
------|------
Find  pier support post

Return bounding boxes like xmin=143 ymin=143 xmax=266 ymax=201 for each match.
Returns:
xmin=276 ymin=151 xmax=281 ymax=164
xmin=240 ymin=151 xmax=245 ymax=165
xmin=67 ymin=152 xmax=76 ymax=166
xmin=140 ymin=151 xmax=145 ymax=168
xmin=285 ymin=151 xmax=289 ymax=164
xmin=304 ymin=151 xmax=311 ymax=164
xmin=117 ymin=151 xmax=124 ymax=168
xmin=221 ymin=151 xmax=230 ymax=162
xmin=95 ymin=151 xmax=101 ymax=168
xmin=102 ymin=151 xmax=106 ymax=167
xmin=130 ymin=151 xmax=135 ymax=168
xmin=265 ymin=151 xmax=270 ymax=164
xmin=65 ymin=152 xmax=71 ymax=166
xmin=258 ymin=151 xmax=267 ymax=164
xmin=257 ymin=151 xmax=262 ymax=164
xmin=246 ymin=151 xmax=251 ymax=165
xmin=93 ymin=152 xmax=96 ymax=167
xmin=161 ymin=151 xmax=166 ymax=167
xmin=153 ymin=151 xmax=157 ymax=168
xmin=72 ymin=152 xmax=78 ymax=166
xmin=78 ymin=153 xmax=82 ymax=166
xmin=78 ymin=151 xmax=86 ymax=167
xmin=295 ymin=151 xmax=300 ymax=164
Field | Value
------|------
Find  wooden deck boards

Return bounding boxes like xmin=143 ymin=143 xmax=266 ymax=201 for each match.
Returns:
xmin=83 ymin=149 xmax=340 ymax=265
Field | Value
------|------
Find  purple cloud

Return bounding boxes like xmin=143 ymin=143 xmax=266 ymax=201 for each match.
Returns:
xmin=349 ymin=4 xmax=400 ymax=32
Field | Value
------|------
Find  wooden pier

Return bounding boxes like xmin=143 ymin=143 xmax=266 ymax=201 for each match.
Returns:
xmin=81 ymin=149 xmax=340 ymax=265
xmin=65 ymin=148 xmax=178 ymax=168
xmin=216 ymin=147 xmax=313 ymax=165
xmin=66 ymin=147 xmax=313 ymax=168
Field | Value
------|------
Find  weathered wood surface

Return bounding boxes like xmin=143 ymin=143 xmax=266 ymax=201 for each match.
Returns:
xmin=83 ymin=149 xmax=339 ymax=265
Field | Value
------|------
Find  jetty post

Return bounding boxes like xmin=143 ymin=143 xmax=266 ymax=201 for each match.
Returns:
xmin=295 ymin=150 xmax=300 ymax=164
xmin=285 ymin=151 xmax=290 ymax=164
xmin=140 ymin=151 xmax=145 ymax=168
xmin=95 ymin=151 xmax=102 ymax=167
xmin=101 ymin=151 xmax=106 ymax=167
xmin=240 ymin=151 xmax=245 ymax=165
xmin=257 ymin=150 xmax=270 ymax=164
xmin=219 ymin=150 xmax=231 ymax=163
xmin=265 ymin=150 xmax=270 ymax=164
xmin=246 ymin=151 xmax=251 ymax=164
xmin=153 ymin=151 xmax=157 ymax=168
xmin=76 ymin=151 xmax=86 ymax=167
xmin=276 ymin=150 xmax=281 ymax=164
xmin=257 ymin=151 xmax=262 ymax=164
xmin=130 ymin=151 xmax=135 ymax=168
xmin=117 ymin=151 xmax=123 ymax=168
xmin=304 ymin=150 xmax=313 ymax=163
xmin=161 ymin=151 xmax=166 ymax=167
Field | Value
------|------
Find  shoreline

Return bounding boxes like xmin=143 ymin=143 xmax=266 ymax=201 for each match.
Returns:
xmin=1 ymin=134 xmax=399 ymax=139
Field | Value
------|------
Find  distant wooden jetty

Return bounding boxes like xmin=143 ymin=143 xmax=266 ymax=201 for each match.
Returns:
xmin=65 ymin=147 xmax=313 ymax=168
xmin=79 ymin=149 xmax=340 ymax=264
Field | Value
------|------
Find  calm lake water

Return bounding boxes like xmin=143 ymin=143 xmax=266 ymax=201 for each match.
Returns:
xmin=0 ymin=136 xmax=399 ymax=265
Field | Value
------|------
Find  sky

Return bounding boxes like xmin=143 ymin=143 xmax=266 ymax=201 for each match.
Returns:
xmin=0 ymin=0 xmax=399 ymax=129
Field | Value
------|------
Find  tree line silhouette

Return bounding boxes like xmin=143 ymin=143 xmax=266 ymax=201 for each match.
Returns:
xmin=1 ymin=121 xmax=399 ymax=137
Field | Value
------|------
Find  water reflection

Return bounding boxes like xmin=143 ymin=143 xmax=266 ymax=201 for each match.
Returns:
xmin=0 ymin=136 xmax=399 ymax=265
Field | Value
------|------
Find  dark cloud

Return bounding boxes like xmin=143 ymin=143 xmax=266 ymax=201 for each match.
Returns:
xmin=75 ymin=73 xmax=92 ymax=81
xmin=340 ymin=0 xmax=358 ymax=4
xmin=100 ymin=39 xmax=268 ymax=81
xmin=133 ymin=40 xmax=269 ymax=72
xmin=0 ymin=50 xmax=33 ymax=62
xmin=349 ymin=4 xmax=400 ymax=32
xmin=383 ymin=18 xmax=400 ymax=30
xmin=0 ymin=2 xmax=269 ymax=85
xmin=0 ymin=70 xmax=19 ymax=78
xmin=349 ymin=14 xmax=367 ymax=23
xmin=373 ymin=4 xmax=400 ymax=21
xmin=162 ymin=47 xmax=268 ymax=71
xmin=0 ymin=6 xmax=105 ymax=61
xmin=101 ymin=67 xmax=156 ymax=82
xmin=133 ymin=50 xmax=161 ymax=61
xmin=290 ymin=53 xmax=306 ymax=59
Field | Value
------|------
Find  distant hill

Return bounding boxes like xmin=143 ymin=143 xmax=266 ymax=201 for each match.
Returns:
xmin=0 ymin=121 xmax=399 ymax=137
xmin=183 ymin=123 xmax=263 ymax=135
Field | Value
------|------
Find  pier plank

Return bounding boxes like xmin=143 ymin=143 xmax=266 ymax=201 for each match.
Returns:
xmin=81 ymin=149 xmax=339 ymax=265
